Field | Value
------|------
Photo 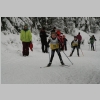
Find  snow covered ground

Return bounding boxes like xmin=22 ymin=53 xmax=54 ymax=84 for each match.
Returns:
xmin=1 ymin=29 xmax=100 ymax=84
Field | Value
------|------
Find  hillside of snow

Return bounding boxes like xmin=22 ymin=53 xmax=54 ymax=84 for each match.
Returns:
xmin=1 ymin=29 xmax=100 ymax=84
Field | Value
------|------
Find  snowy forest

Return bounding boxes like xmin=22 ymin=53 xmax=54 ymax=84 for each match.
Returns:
xmin=1 ymin=17 xmax=100 ymax=35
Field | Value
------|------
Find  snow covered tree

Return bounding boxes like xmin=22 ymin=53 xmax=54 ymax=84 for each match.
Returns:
xmin=1 ymin=17 xmax=100 ymax=36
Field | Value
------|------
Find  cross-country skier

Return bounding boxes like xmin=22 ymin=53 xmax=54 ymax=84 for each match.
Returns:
xmin=69 ymin=36 xmax=79 ymax=57
xmin=89 ymin=35 xmax=96 ymax=51
xmin=47 ymin=32 xmax=65 ymax=67
xmin=76 ymin=32 xmax=82 ymax=49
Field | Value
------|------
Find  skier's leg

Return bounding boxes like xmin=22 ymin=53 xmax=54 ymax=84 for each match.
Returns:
xmin=45 ymin=41 xmax=48 ymax=53
xmin=77 ymin=47 xmax=79 ymax=56
xmin=22 ymin=42 xmax=26 ymax=56
xmin=70 ymin=47 xmax=75 ymax=56
xmin=65 ymin=43 xmax=67 ymax=51
xmin=91 ymin=43 xmax=93 ymax=51
xmin=26 ymin=42 xmax=30 ymax=56
xmin=41 ymin=41 xmax=45 ymax=53
xmin=91 ymin=43 xmax=92 ymax=51
xmin=78 ymin=40 xmax=81 ymax=49
xmin=56 ymin=49 xmax=64 ymax=65
xmin=49 ymin=50 xmax=55 ymax=63
xmin=93 ymin=43 xmax=95 ymax=51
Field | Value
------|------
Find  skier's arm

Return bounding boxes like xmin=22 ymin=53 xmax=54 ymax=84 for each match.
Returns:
xmin=65 ymin=38 xmax=68 ymax=41
xmin=71 ymin=41 xmax=73 ymax=45
xmin=47 ymin=38 xmax=51 ymax=46
xmin=20 ymin=30 xmax=22 ymax=41
xmin=46 ymin=33 xmax=48 ymax=37
xmin=94 ymin=37 xmax=96 ymax=41
xmin=71 ymin=41 xmax=74 ymax=48
xmin=58 ymin=39 xmax=62 ymax=45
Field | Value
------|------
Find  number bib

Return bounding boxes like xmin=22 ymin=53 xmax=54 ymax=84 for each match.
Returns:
xmin=72 ymin=43 xmax=78 ymax=46
xmin=50 ymin=43 xmax=59 ymax=50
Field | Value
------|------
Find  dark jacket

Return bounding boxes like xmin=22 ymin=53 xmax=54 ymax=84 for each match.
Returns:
xmin=76 ymin=34 xmax=82 ymax=41
xmin=40 ymin=30 xmax=48 ymax=42
xmin=90 ymin=36 xmax=96 ymax=44
xmin=63 ymin=38 xmax=67 ymax=44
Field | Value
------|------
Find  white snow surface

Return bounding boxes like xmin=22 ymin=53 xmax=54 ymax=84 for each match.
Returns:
xmin=1 ymin=29 xmax=100 ymax=84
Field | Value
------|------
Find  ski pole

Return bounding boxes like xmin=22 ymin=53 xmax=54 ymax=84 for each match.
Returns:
xmin=68 ymin=41 xmax=72 ymax=50
xmin=62 ymin=51 xmax=73 ymax=65
xmin=89 ymin=43 xmax=90 ymax=50
xmin=88 ymin=41 xmax=90 ymax=50
xmin=80 ymin=47 xmax=84 ymax=56
xmin=67 ymin=41 xmax=71 ymax=46
xmin=67 ymin=41 xmax=73 ymax=54
xmin=48 ymin=47 xmax=50 ymax=61
xmin=95 ymin=41 xmax=96 ymax=51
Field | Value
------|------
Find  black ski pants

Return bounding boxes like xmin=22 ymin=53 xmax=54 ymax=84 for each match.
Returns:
xmin=78 ymin=40 xmax=81 ymax=49
xmin=49 ymin=49 xmax=63 ymax=63
xmin=22 ymin=42 xmax=30 ymax=56
xmin=41 ymin=40 xmax=48 ymax=53
xmin=91 ymin=43 xmax=94 ymax=50
xmin=64 ymin=43 xmax=67 ymax=50
xmin=70 ymin=46 xmax=79 ymax=56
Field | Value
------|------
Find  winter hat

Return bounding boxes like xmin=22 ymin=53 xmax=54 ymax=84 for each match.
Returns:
xmin=24 ymin=24 xmax=28 ymax=27
xmin=53 ymin=27 xmax=56 ymax=29
xmin=74 ymin=36 xmax=77 ymax=38
xmin=23 ymin=24 xmax=28 ymax=31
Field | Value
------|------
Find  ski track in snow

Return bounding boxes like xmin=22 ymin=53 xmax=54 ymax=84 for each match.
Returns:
xmin=1 ymin=45 xmax=100 ymax=84
xmin=1 ymin=32 xmax=100 ymax=84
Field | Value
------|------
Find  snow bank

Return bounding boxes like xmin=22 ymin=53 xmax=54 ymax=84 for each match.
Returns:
xmin=1 ymin=30 xmax=40 ymax=53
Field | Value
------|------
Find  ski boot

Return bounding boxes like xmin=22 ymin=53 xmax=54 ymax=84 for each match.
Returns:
xmin=61 ymin=61 xmax=65 ymax=65
xmin=47 ymin=62 xmax=51 ymax=67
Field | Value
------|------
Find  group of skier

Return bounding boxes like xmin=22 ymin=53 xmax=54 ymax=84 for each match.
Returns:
xmin=39 ymin=27 xmax=82 ymax=66
xmin=20 ymin=25 xmax=97 ymax=67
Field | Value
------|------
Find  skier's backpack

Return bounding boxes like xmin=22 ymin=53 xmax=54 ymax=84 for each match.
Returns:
xmin=56 ymin=30 xmax=61 ymax=36
xmin=56 ymin=32 xmax=64 ymax=50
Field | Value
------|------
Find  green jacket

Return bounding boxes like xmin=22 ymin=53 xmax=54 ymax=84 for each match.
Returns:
xmin=90 ymin=37 xmax=96 ymax=44
xmin=20 ymin=30 xmax=32 ymax=42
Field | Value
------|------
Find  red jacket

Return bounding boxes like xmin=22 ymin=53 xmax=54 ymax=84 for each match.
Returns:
xmin=56 ymin=30 xmax=61 ymax=36
xmin=77 ymin=34 xmax=82 ymax=41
